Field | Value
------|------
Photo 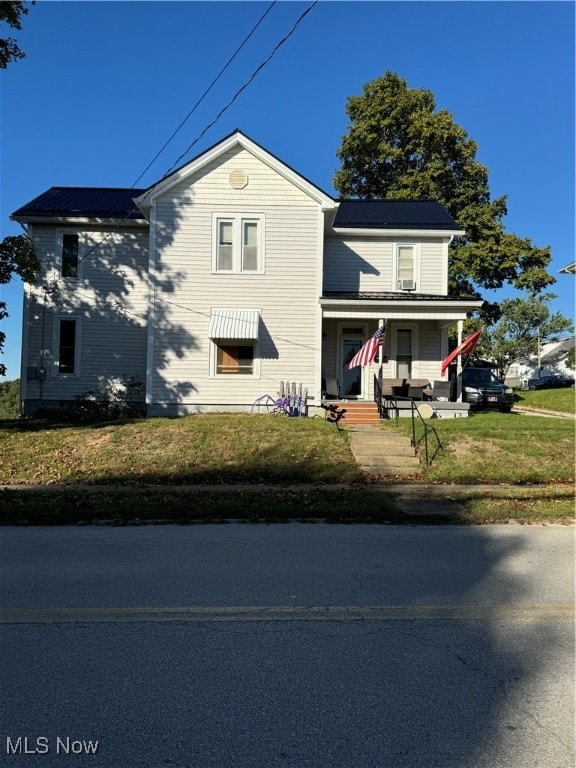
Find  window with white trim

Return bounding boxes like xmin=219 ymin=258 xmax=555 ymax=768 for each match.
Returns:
xmin=53 ymin=317 xmax=81 ymax=376
xmin=395 ymin=244 xmax=419 ymax=291
xmin=213 ymin=214 xmax=264 ymax=273
xmin=216 ymin=343 xmax=255 ymax=375
xmin=396 ymin=328 xmax=413 ymax=378
xmin=62 ymin=234 xmax=79 ymax=278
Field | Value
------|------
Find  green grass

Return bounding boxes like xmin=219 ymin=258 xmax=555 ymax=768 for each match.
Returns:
xmin=386 ymin=410 xmax=575 ymax=485
xmin=515 ymin=387 xmax=575 ymax=414
xmin=1 ymin=411 xmax=573 ymax=525
xmin=0 ymin=414 xmax=363 ymax=486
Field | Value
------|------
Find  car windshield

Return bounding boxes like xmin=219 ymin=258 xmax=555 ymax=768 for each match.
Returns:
xmin=463 ymin=369 xmax=500 ymax=385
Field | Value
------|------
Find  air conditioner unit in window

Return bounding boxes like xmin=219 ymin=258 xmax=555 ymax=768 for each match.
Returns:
xmin=400 ymin=279 xmax=416 ymax=291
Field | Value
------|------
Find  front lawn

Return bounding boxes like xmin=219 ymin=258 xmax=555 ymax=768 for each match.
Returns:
xmin=0 ymin=414 xmax=363 ymax=486
xmin=515 ymin=387 xmax=575 ymax=414
xmin=1 ymin=411 xmax=573 ymax=525
xmin=389 ymin=410 xmax=575 ymax=485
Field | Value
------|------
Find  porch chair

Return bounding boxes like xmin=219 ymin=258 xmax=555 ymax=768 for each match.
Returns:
xmin=322 ymin=378 xmax=340 ymax=400
xmin=431 ymin=380 xmax=452 ymax=401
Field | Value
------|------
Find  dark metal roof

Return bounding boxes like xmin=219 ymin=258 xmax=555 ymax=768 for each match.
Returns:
xmin=11 ymin=187 xmax=147 ymax=220
xmin=322 ymin=291 xmax=478 ymax=302
xmin=333 ymin=200 xmax=461 ymax=230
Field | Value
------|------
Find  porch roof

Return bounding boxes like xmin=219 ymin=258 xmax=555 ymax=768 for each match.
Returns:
xmin=321 ymin=291 xmax=480 ymax=303
xmin=320 ymin=291 xmax=483 ymax=321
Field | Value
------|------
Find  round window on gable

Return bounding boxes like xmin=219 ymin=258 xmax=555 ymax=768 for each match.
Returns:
xmin=229 ymin=169 xmax=248 ymax=189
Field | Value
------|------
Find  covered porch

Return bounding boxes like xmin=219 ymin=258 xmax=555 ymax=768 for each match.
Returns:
xmin=319 ymin=292 xmax=483 ymax=417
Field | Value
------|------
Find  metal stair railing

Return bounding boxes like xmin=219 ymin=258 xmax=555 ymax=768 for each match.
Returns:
xmin=374 ymin=376 xmax=443 ymax=466
xmin=408 ymin=398 xmax=443 ymax=466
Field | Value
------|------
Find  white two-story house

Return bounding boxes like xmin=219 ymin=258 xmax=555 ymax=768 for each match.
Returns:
xmin=11 ymin=130 xmax=482 ymax=416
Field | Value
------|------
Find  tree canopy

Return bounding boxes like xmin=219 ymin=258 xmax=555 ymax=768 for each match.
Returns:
xmin=334 ymin=72 xmax=554 ymax=309
xmin=0 ymin=1 xmax=31 ymax=69
xmin=473 ymin=293 xmax=574 ymax=377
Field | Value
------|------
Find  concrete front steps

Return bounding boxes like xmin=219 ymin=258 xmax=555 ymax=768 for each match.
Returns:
xmin=346 ymin=424 xmax=422 ymax=479
xmin=330 ymin=400 xmax=381 ymax=425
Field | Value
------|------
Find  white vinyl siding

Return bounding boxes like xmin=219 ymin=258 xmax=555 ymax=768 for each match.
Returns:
xmin=324 ymin=237 xmax=447 ymax=295
xmin=23 ymin=225 xmax=149 ymax=404
xmin=149 ymin=146 xmax=322 ymax=407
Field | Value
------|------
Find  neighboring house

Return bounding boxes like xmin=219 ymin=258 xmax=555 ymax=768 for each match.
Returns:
xmin=11 ymin=130 xmax=482 ymax=416
xmin=507 ymin=337 xmax=576 ymax=385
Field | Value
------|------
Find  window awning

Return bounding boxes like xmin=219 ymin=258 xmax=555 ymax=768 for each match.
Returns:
xmin=209 ymin=309 xmax=260 ymax=340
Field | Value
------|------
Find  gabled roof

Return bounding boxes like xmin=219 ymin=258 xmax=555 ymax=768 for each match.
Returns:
xmin=333 ymin=200 xmax=462 ymax=232
xmin=134 ymin=129 xmax=336 ymax=213
xmin=11 ymin=187 xmax=147 ymax=222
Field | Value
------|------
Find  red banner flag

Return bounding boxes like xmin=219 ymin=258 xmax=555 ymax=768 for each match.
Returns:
xmin=440 ymin=329 xmax=483 ymax=377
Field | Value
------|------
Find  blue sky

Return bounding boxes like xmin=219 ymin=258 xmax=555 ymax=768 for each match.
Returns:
xmin=1 ymin=0 xmax=574 ymax=380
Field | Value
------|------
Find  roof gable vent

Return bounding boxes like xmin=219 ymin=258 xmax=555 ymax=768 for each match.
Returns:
xmin=229 ymin=169 xmax=248 ymax=189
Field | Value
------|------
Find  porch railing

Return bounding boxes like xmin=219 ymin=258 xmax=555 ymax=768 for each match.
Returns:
xmin=374 ymin=375 xmax=443 ymax=466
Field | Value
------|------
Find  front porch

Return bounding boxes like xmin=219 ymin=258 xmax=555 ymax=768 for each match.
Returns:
xmin=319 ymin=292 xmax=483 ymax=417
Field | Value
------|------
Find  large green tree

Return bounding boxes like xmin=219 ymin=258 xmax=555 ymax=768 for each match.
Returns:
xmin=0 ymin=235 xmax=39 ymax=377
xmin=474 ymin=293 xmax=574 ymax=378
xmin=0 ymin=1 xmax=31 ymax=69
xmin=334 ymin=72 xmax=553 ymax=309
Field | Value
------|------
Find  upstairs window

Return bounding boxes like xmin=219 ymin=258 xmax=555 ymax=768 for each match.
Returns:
xmin=217 ymin=221 xmax=234 ymax=271
xmin=62 ymin=233 xmax=79 ymax=278
xmin=395 ymin=244 xmax=419 ymax=291
xmin=213 ymin=215 xmax=264 ymax=273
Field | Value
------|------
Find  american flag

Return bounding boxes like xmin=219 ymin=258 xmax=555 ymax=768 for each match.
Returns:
xmin=346 ymin=324 xmax=386 ymax=370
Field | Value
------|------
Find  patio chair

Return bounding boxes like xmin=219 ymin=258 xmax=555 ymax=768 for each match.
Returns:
xmin=432 ymin=380 xmax=451 ymax=401
xmin=322 ymin=378 xmax=340 ymax=400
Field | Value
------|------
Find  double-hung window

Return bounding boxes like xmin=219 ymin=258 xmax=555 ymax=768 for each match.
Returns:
xmin=53 ymin=317 xmax=81 ymax=376
xmin=61 ymin=233 xmax=80 ymax=278
xmin=395 ymin=244 xmax=419 ymax=291
xmin=213 ymin=214 xmax=264 ymax=273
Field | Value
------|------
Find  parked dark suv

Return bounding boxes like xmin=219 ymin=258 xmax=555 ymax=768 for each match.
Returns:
xmin=462 ymin=368 xmax=515 ymax=412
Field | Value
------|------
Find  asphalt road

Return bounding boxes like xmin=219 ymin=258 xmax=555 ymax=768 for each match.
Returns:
xmin=0 ymin=523 xmax=574 ymax=768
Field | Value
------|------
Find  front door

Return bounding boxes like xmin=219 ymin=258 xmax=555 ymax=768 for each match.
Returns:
xmin=341 ymin=337 xmax=364 ymax=398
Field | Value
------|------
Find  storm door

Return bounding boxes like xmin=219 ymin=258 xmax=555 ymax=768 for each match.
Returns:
xmin=340 ymin=326 xmax=366 ymax=398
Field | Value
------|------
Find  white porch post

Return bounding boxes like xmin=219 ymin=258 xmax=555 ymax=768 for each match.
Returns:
xmin=378 ymin=317 xmax=384 ymax=364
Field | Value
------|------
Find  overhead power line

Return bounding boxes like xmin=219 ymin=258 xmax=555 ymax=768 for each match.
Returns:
xmin=132 ymin=1 xmax=277 ymax=188
xmin=162 ymin=0 xmax=318 ymax=178
xmin=77 ymin=0 xmax=318 ymax=265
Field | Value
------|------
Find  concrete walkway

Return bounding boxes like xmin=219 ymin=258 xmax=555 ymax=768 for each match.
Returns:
xmin=345 ymin=424 xmax=421 ymax=479
xmin=513 ymin=405 xmax=575 ymax=420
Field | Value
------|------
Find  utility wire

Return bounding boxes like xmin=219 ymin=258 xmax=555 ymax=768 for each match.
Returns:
xmin=132 ymin=1 xmax=277 ymax=189
xmin=162 ymin=0 xmax=318 ymax=178
xmin=77 ymin=0 xmax=317 ymax=265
